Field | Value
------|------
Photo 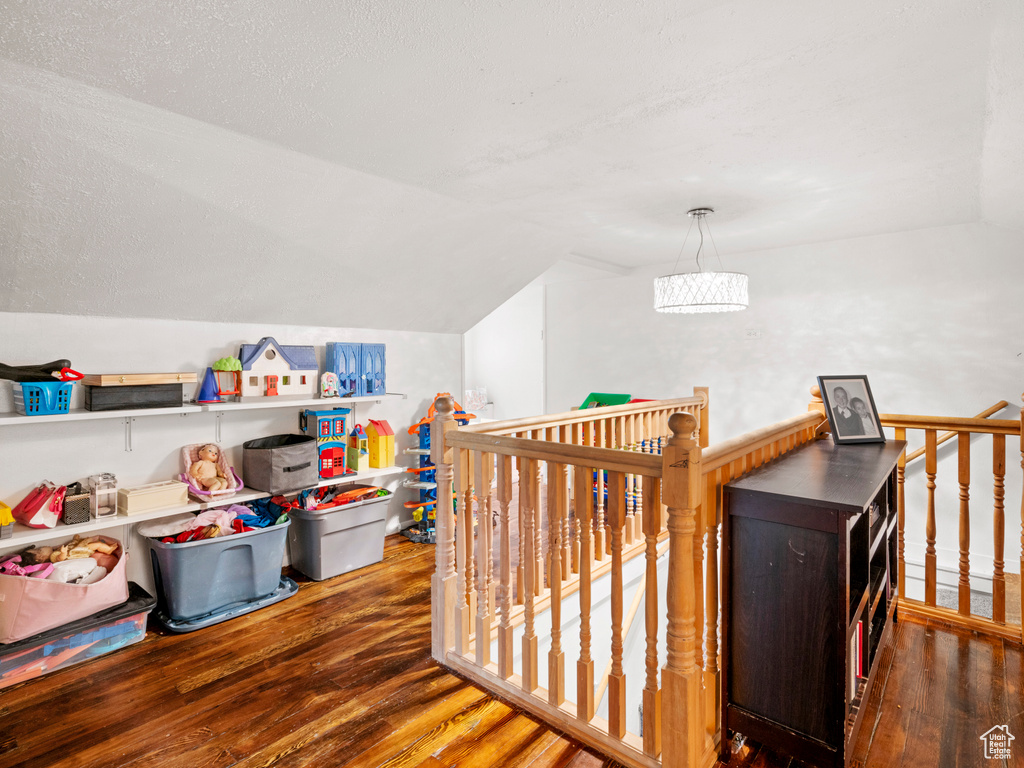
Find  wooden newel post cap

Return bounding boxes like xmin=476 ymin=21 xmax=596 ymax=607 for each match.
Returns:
xmin=436 ymin=396 xmax=454 ymax=416
xmin=810 ymin=384 xmax=822 ymax=400
xmin=668 ymin=412 xmax=698 ymax=440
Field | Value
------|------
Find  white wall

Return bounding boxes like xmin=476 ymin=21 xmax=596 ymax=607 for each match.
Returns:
xmin=463 ymin=281 xmax=545 ymax=421
xmin=469 ymin=222 xmax=1024 ymax=585
xmin=0 ymin=311 xmax=462 ymax=588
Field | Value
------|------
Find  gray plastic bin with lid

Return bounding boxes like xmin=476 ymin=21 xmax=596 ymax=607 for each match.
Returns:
xmin=149 ymin=521 xmax=289 ymax=621
xmin=288 ymin=487 xmax=389 ymax=581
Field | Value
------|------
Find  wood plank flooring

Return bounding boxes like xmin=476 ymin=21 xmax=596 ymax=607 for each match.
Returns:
xmin=2 ymin=534 xmax=1021 ymax=768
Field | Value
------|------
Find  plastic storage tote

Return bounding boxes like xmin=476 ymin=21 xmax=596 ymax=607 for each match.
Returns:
xmin=148 ymin=522 xmax=290 ymax=621
xmin=1 ymin=583 xmax=155 ymax=691
xmin=287 ymin=487 xmax=389 ymax=581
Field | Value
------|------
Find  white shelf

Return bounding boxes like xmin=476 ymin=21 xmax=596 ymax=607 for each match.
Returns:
xmin=0 ymin=404 xmax=203 ymax=426
xmin=0 ymin=393 xmax=407 ymax=425
xmin=202 ymin=392 xmax=406 ymax=413
xmin=314 ymin=465 xmax=405 ymax=489
xmin=2 ymin=501 xmax=204 ymax=545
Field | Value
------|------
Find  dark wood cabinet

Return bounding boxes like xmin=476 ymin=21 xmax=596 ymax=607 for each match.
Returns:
xmin=722 ymin=438 xmax=905 ymax=768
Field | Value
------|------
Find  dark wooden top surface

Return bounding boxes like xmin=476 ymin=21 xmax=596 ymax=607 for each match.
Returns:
xmin=725 ymin=438 xmax=906 ymax=513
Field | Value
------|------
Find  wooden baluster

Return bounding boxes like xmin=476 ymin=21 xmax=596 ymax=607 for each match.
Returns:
xmin=695 ymin=386 xmax=710 ymax=449
xmin=475 ymin=451 xmax=493 ymax=667
xmin=464 ymin=450 xmax=477 ymax=628
xmin=704 ymin=468 xmax=721 ymax=739
xmin=595 ymin=420 xmax=607 ymax=560
xmin=454 ymin=447 xmax=473 ymax=656
xmin=626 ymin=414 xmax=637 ymax=543
xmin=548 ymin=461 xmax=566 ymax=705
xmin=1020 ymin=394 xmax=1024 ymax=645
xmin=661 ymin=413 xmax=702 ymax=768
xmin=430 ymin=397 xmax=457 ymax=660
xmin=516 ymin=433 xmax=525 ymax=606
xmin=571 ymin=423 xmax=582 ymax=575
xmin=642 ymin=473 xmax=662 ymax=757
xmin=693 ymin=476 xmax=705 ymax=675
xmin=521 ymin=457 xmax=539 ymax=692
xmin=895 ymin=428 xmax=906 ymax=600
xmin=992 ymin=434 xmax=1006 ymax=624
xmin=958 ymin=432 xmax=971 ymax=615
xmin=607 ymin=470 xmax=627 ymax=739
xmin=533 ymin=451 xmax=544 ymax=596
xmin=497 ymin=454 xmax=514 ymax=678
xmin=559 ymin=425 xmax=572 ymax=579
xmin=925 ymin=429 xmax=938 ymax=606
xmin=575 ymin=462 xmax=596 ymax=722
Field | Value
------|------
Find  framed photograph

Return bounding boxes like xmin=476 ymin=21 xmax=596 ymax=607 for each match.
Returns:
xmin=817 ymin=375 xmax=885 ymax=445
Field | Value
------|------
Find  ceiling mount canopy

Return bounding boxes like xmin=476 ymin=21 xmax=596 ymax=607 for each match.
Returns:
xmin=653 ymin=207 xmax=748 ymax=314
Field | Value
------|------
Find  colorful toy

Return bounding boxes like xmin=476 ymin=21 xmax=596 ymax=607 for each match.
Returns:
xmin=196 ymin=368 xmax=222 ymax=404
xmin=178 ymin=444 xmax=242 ymax=500
xmin=347 ymin=424 xmax=370 ymax=473
xmin=0 ymin=500 xmax=13 ymax=539
xmin=366 ymin=419 xmax=395 ymax=468
xmin=325 ymin=343 xmax=386 ymax=397
xmin=189 ymin=444 xmax=230 ymax=492
xmin=212 ymin=356 xmax=242 ymax=398
xmin=238 ymin=337 xmax=318 ymax=399
xmin=299 ymin=408 xmax=352 ymax=479
xmin=401 ymin=393 xmax=474 ymax=544
xmin=320 ymin=372 xmax=340 ymax=398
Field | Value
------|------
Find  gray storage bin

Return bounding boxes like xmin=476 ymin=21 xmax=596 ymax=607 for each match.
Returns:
xmin=288 ymin=486 xmax=389 ymax=581
xmin=149 ymin=522 xmax=289 ymax=621
xmin=242 ymin=434 xmax=318 ymax=494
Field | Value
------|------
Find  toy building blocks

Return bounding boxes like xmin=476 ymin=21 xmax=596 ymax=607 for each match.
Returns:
xmin=299 ymin=408 xmax=352 ymax=479
xmin=238 ymin=337 xmax=318 ymax=399
xmin=366 ymin=419 xmax=395 ymax=468
xmin=347 ymin=424 xmax=370 ymax=473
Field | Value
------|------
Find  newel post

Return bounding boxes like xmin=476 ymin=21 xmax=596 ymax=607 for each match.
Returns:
xmin=431 ymin=396 xmax=458 ymax=661
xmin=661 ymin=412 xmax=703 ymax=768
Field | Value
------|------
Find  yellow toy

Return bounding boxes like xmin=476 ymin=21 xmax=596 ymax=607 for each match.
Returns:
xmin=367 ymin=419 xmax=395 ymax=468
xmin=347 ymin=424 xmax=370 ymax=473
xmin=1 ymin=499 xmax=14 ymax=538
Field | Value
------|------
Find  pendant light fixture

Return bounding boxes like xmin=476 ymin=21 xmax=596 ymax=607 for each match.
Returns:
xmin=653 ymin=207 xmax=748 ymax=313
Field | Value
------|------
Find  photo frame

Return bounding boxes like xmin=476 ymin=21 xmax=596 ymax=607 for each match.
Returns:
xmin=817 ymin=375 xmax=885 ymax=445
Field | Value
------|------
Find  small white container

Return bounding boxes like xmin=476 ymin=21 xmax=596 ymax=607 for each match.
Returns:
xmin=90 ymin=473 xmax=118 ymax=519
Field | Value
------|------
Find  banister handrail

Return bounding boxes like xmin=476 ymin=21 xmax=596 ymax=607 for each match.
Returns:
xmin=879 ymin=412 xmax=1019 ymax=436
xmin=701 ymin=412 xmax=826 ymax=474
xmin=883 ymin=400 xmax=1011 ymax=462
xmin=446 ymin=429 xmax=664 ymax=476
xmin=464 ymin=395 xmax=706 ymax=435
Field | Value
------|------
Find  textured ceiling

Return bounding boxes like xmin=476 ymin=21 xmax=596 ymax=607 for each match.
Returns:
xmin=1 ymin=0 xmax=1022 ymax=332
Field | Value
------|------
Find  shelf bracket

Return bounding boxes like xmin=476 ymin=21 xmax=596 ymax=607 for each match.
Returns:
xmin=215 ymin=412 xmax=223 ymax=443
xmin=123 ymin=417 xmax=136 ymax=452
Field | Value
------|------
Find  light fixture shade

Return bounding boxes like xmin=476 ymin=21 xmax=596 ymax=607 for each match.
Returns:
xmin=653 ymin=271 xmax=749 ymax=313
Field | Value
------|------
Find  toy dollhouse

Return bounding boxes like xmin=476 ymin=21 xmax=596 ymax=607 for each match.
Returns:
xmin=238 ymin=337 xmax=318 ymax=399
xmin=299 ymin=408 xmax=352 ymax=479
xmin=366 ymin=419 xmax=395 ymax=468
xmin=324 ymin=343 xmax=386 ymax=397
xmin=347 ymin=424 xmax=370 ymax=472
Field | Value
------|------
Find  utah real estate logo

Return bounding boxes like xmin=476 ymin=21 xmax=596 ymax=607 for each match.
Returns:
xmin=980 ymin=725 xmax=1014 ymax=760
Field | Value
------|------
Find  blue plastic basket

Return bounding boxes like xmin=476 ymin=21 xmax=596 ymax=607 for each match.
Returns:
xmin=13 ymin=381 xmax=73 ymax=415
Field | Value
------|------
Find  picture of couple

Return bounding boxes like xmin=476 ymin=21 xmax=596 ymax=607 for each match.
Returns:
xmin=818 ymin=375 xmax=885 ymax=444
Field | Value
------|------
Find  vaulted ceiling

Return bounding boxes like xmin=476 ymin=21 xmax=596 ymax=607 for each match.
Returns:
xmin=2 ymin=1 xmax=1021 ymax=332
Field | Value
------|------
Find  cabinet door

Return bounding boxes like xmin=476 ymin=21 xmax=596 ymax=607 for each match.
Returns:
xmin=729 ymin=514 xmax=842 ymax=747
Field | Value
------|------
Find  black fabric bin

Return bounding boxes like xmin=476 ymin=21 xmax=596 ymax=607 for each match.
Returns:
xmin=242 ymin=434 xmax=318 ymax=494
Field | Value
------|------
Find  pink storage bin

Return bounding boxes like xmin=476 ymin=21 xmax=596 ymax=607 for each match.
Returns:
xmin=0 ymin=540 xmax=129 ymax=644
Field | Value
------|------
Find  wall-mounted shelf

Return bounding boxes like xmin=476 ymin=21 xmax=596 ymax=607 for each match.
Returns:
xmin=2 ymin=464 xmax=408 ymax=546
xmin=0 ymin=393 xmax=407 ymax=426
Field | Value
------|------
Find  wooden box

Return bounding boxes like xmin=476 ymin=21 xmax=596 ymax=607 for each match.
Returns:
xmin=81 ymin=373 xmax=197 ymax=387
xmin=117 ymin=480 xmax=189 ymax=516
xmin=84 ymin=383 xmax=184 ymax=411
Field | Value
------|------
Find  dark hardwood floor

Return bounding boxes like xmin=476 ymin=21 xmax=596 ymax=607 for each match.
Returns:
xmin=1 ymin=535 xmax=1020 ymax=768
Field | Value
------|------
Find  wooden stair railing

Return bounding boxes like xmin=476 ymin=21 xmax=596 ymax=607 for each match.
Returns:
xmin=430 ymin=391 xmax=826 ymax=768
xmin=811 ymin=385 xmax=1024 ymax=643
